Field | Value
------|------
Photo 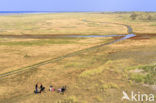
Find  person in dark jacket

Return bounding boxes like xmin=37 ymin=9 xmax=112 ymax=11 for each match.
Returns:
xmin=57 ymin=86 xmax=66 ymax=94
xmin=34 ymin=83 xmax=39 ymax=94
xmin=40 ymin=84 xmax=45 ymax=93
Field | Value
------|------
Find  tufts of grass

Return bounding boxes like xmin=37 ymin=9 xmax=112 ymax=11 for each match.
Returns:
xmin=139 ymin=65 xmax=156 ymax=72
xmin=56 ymin=96 xmax=78 ymax=103
xmin=95 ymin=96 xmax=103 ymax=102
xmin=101 ymin=82 xmax=119 ymax=90
xmin=79 ymin=67 xmax=104 ymax=78
xmin=64 ymin=62 xmax=85 ymax=69
xmin=129 ymin=65 xmax=156 ymax=85
xmin=130 ymin=74 xmax=146 ymax=83
xmin=24 ymin=54 xmax=31 ymax=58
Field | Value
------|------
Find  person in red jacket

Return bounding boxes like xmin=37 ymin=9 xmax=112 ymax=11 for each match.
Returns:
xmin=49 ymin=85 xmax=55 ymax=92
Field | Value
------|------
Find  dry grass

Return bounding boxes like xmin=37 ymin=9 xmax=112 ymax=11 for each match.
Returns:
xmin=0 ymin=37 xmax=111 ymax=74
xmin=0 ymin=12 xmax=156 ymax=103
xmin=0 ymin=12 xmax=156 ymax=35
xmin=0 ymin=36 xmax=156 ymax=103
xmin=0 ymin=13 xmax=128 ymax=35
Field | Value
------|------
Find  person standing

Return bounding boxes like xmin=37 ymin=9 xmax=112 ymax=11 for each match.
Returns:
xmin=34 ymin=83 xmax=38 ymax=94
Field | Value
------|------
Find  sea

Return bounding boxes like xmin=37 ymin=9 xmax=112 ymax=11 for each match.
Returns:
xmin=0 ymin=11 xmax=93 ymax=14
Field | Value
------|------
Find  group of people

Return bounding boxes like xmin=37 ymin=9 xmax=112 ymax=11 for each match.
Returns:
xmin=34 ymin=83 xmax=45 ymax=94
xmin=34 ymin=83 xmax=66 ymax=94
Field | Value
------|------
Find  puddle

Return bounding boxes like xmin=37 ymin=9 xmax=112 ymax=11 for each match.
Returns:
xmin=106 ymin=34 xmax=136 ymax=45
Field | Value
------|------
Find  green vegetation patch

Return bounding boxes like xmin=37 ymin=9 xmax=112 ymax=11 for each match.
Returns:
xmin=151 ymin=24 xmax=156 ymax=26
xmin=129 ymin=65 xmax=156 ymax=84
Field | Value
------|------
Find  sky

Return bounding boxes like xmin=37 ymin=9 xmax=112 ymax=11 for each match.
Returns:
xmin=0 ymin=0 xmax=156 ymax=11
